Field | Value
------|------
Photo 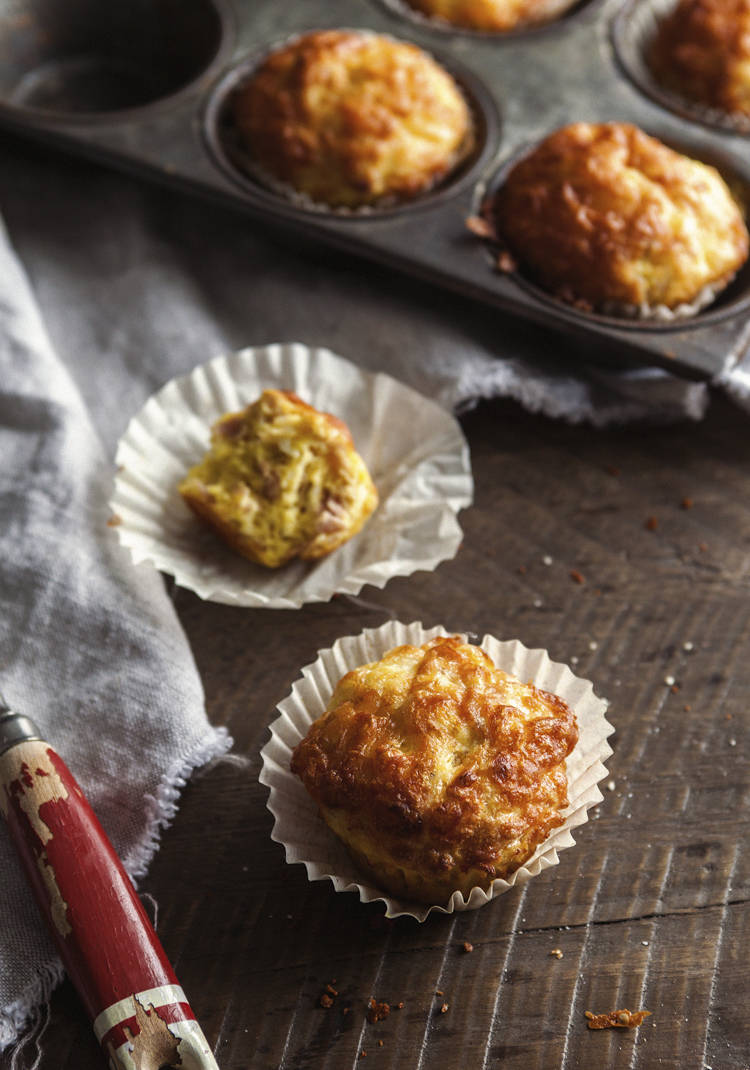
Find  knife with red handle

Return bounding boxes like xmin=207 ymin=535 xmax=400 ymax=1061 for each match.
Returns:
xmin=0 ymin=702 xmax=220 ymax=1070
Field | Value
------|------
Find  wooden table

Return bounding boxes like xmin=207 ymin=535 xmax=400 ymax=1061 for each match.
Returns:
xmin=6 ymin=388 xmax=749 ymax=1070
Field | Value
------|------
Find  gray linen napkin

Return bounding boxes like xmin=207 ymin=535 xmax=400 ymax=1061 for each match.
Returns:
xmin=0 ymin=216 xmax=231 ymax=1054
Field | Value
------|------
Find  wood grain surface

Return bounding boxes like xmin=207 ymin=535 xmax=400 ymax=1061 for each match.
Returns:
xmin=4 ymin=390 xmax=749 ymax=1070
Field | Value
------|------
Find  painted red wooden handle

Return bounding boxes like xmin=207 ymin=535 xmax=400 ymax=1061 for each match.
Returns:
xmin=0 ymin=737 xmax=219 ymax=1070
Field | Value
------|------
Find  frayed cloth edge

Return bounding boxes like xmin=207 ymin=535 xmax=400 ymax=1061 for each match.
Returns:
xmin=126 ymin=725 xmax=233 ymax=882
xmin=0 ymin=962 xmax=64 ymax=1059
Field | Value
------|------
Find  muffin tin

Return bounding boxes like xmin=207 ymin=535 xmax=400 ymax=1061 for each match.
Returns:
xmin=2 ymin=0 xmax=750 ymax=379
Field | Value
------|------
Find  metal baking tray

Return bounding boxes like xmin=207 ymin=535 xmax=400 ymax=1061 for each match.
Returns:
xmin=1 ymin=0 xmax=750 ymax=380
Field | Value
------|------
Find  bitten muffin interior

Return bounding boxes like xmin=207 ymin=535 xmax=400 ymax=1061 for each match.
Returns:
xmin=489 ymin=121 xmax=749 ymax=312
xmin=178 ymin=389 xmax=378 ymax=568
xmin=232 ymin=29 xmax=472 ymax=208
xmin=291 ymin=636 xmax=579 ymax=905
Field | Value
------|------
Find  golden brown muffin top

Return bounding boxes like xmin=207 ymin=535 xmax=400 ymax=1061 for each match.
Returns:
xmin=291 ymin=637 xmax=578 ymax=898
xmin=178 ymin=389 xmax=378 ymax=568
xmin=403 ymin=0 xmax=577 ymax=31
xmin=232 ymin=30 xmax=472 ymax=208
xmin=651 ymin=0 xmax=750 ymax=117
xmin=490 ymin=121 xmax=749 ymax=310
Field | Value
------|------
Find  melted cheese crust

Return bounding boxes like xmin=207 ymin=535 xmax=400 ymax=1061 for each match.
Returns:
xmin=291 ymin=636 xmax=579 ymax=904
xmin=491 ymin=121 xmax=749 ymax=310
xmin=178 ymin=389 xmax=378 ymax=568
xmin=233 ymin=30 xmax=472 ymax=209
xmin=651 ymin=0 xmax=750 ymax=117
xmin=404 ymin=0 xmax=578 ymax=31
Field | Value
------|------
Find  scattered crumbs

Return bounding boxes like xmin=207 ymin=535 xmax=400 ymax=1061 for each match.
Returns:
xmin=642 ymin=941 xmax=649 ymax=946
xmin=605 ymin=465 xmax=620 ymax=476
xmin=107 ymin=514 xmax=123 ymax=527
xmin=517 ymin=565 xmax=527 ymax=574
xmin=683 ymin=641 xmax=694 ymax=651
xmin=607 ymin=780 xmax=616 ymax=791
xmin=436 ymin=991 xmax=444 ymax=997
xmin=729 ymin=739 xmax=737 ymax=747
xmin=533 ymin=598 xmax=542 ymax=608
xmin=396 ymin=1003 xmax=404 ymax=1010
xmin=589 ymin=641 xmax=598 ymax=650
xmin=440 ymin=1004 xmax=449 ymax=1014
xmin=684 ymin=704 xmax=691 ymax=712
xmin=326 ymin=984 xmax=338 ymax=996
xmin=645 ymin=516 xmax=658 ymax=531
xmin=671 ymin=684 xmax=680 ymax=693
xmin=551 ymin=949 xmax=563 ymax=959
xmin=681 ymin=497 xmax=693 ymax=509
xmin=344 ymin=1008 xmax=350 ymax=1015
xmin=726 ymin=713 xmax=733 ymax=721
xmin=367 ymin=999 xmax=390 ymax=1023
xmin=542 ymin=555 xmax=553 ymax=566
xmin=463 ymin=942 xmax=474 ymax=953
xmin=585 ymin=1009 xmax=652 ymax=1029
xmin=664 ymin=675 xmax=675 ymax=686
xmin=320 ymin=994 xmax=333 ymax=1009
xmin=379 ymin=1040 xmax=384 ymax=1047
xmin=360 ymin=1051 xmax=368 ymax=1059
xmin=570 ymin=569 xmax=585 ymax=584
xmin=699 ymin=542 xmax=708 ymax=552
xmin=570 ymin=656 xmax=579 ymax=665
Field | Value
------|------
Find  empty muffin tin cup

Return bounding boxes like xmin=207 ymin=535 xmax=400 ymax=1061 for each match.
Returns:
xmin=612 ymin=0 xmax=750 ymax=136
xmin=203 ymin=33 xmax=498 ymax=218
xmin=0 ymin=0 xmax=229 ymax=117
xmin=260 ymin=620 xmax=615 ymax=921
xmin=475 ymin=133 xmax=750 ymax=331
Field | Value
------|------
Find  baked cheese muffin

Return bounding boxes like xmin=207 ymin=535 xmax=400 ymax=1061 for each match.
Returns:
xmin=178 ymin=389 xmax=378 ymax=568
xmin=402 ymin=0 xmax=578 ymax=32
xmin=489 ymin=121 xmax=749 ymax=311
xmin=651 ymin=0 xmax=750 ymax=117
xmin=232 ymin=30 xmax=473 ymax=209
xmin=290 ymin=636 xmax=579 ymax=904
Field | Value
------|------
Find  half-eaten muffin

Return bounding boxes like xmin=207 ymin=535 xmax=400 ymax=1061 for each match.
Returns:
xmin=178 ymin=389 xmax=378 ymax=568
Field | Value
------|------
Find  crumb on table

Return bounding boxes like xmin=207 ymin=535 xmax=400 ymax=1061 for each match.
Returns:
xmin=367 ymin=999 xmax=390 ymax=1022
xmin=585 ymin=1008 xmax=652 ymax=1029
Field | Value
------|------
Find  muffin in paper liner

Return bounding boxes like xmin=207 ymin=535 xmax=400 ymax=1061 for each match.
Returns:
xmin=110 ymin=344 xmax=472 ymax=608
xmin=259 ymin=620 xmax=615 ymax=921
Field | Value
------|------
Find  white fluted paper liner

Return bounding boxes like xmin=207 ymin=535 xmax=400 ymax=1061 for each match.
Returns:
xmin=110 ymin=344 xmax=472 ymax=608
xmin=260 ymin=620 xmax=615 ymax=921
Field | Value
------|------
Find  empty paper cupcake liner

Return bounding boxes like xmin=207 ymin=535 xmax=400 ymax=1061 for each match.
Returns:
xmin=110 ymin=344 xmax=473 ymax=608
xmin=259 ymin=620 xmax=615 ymax=921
